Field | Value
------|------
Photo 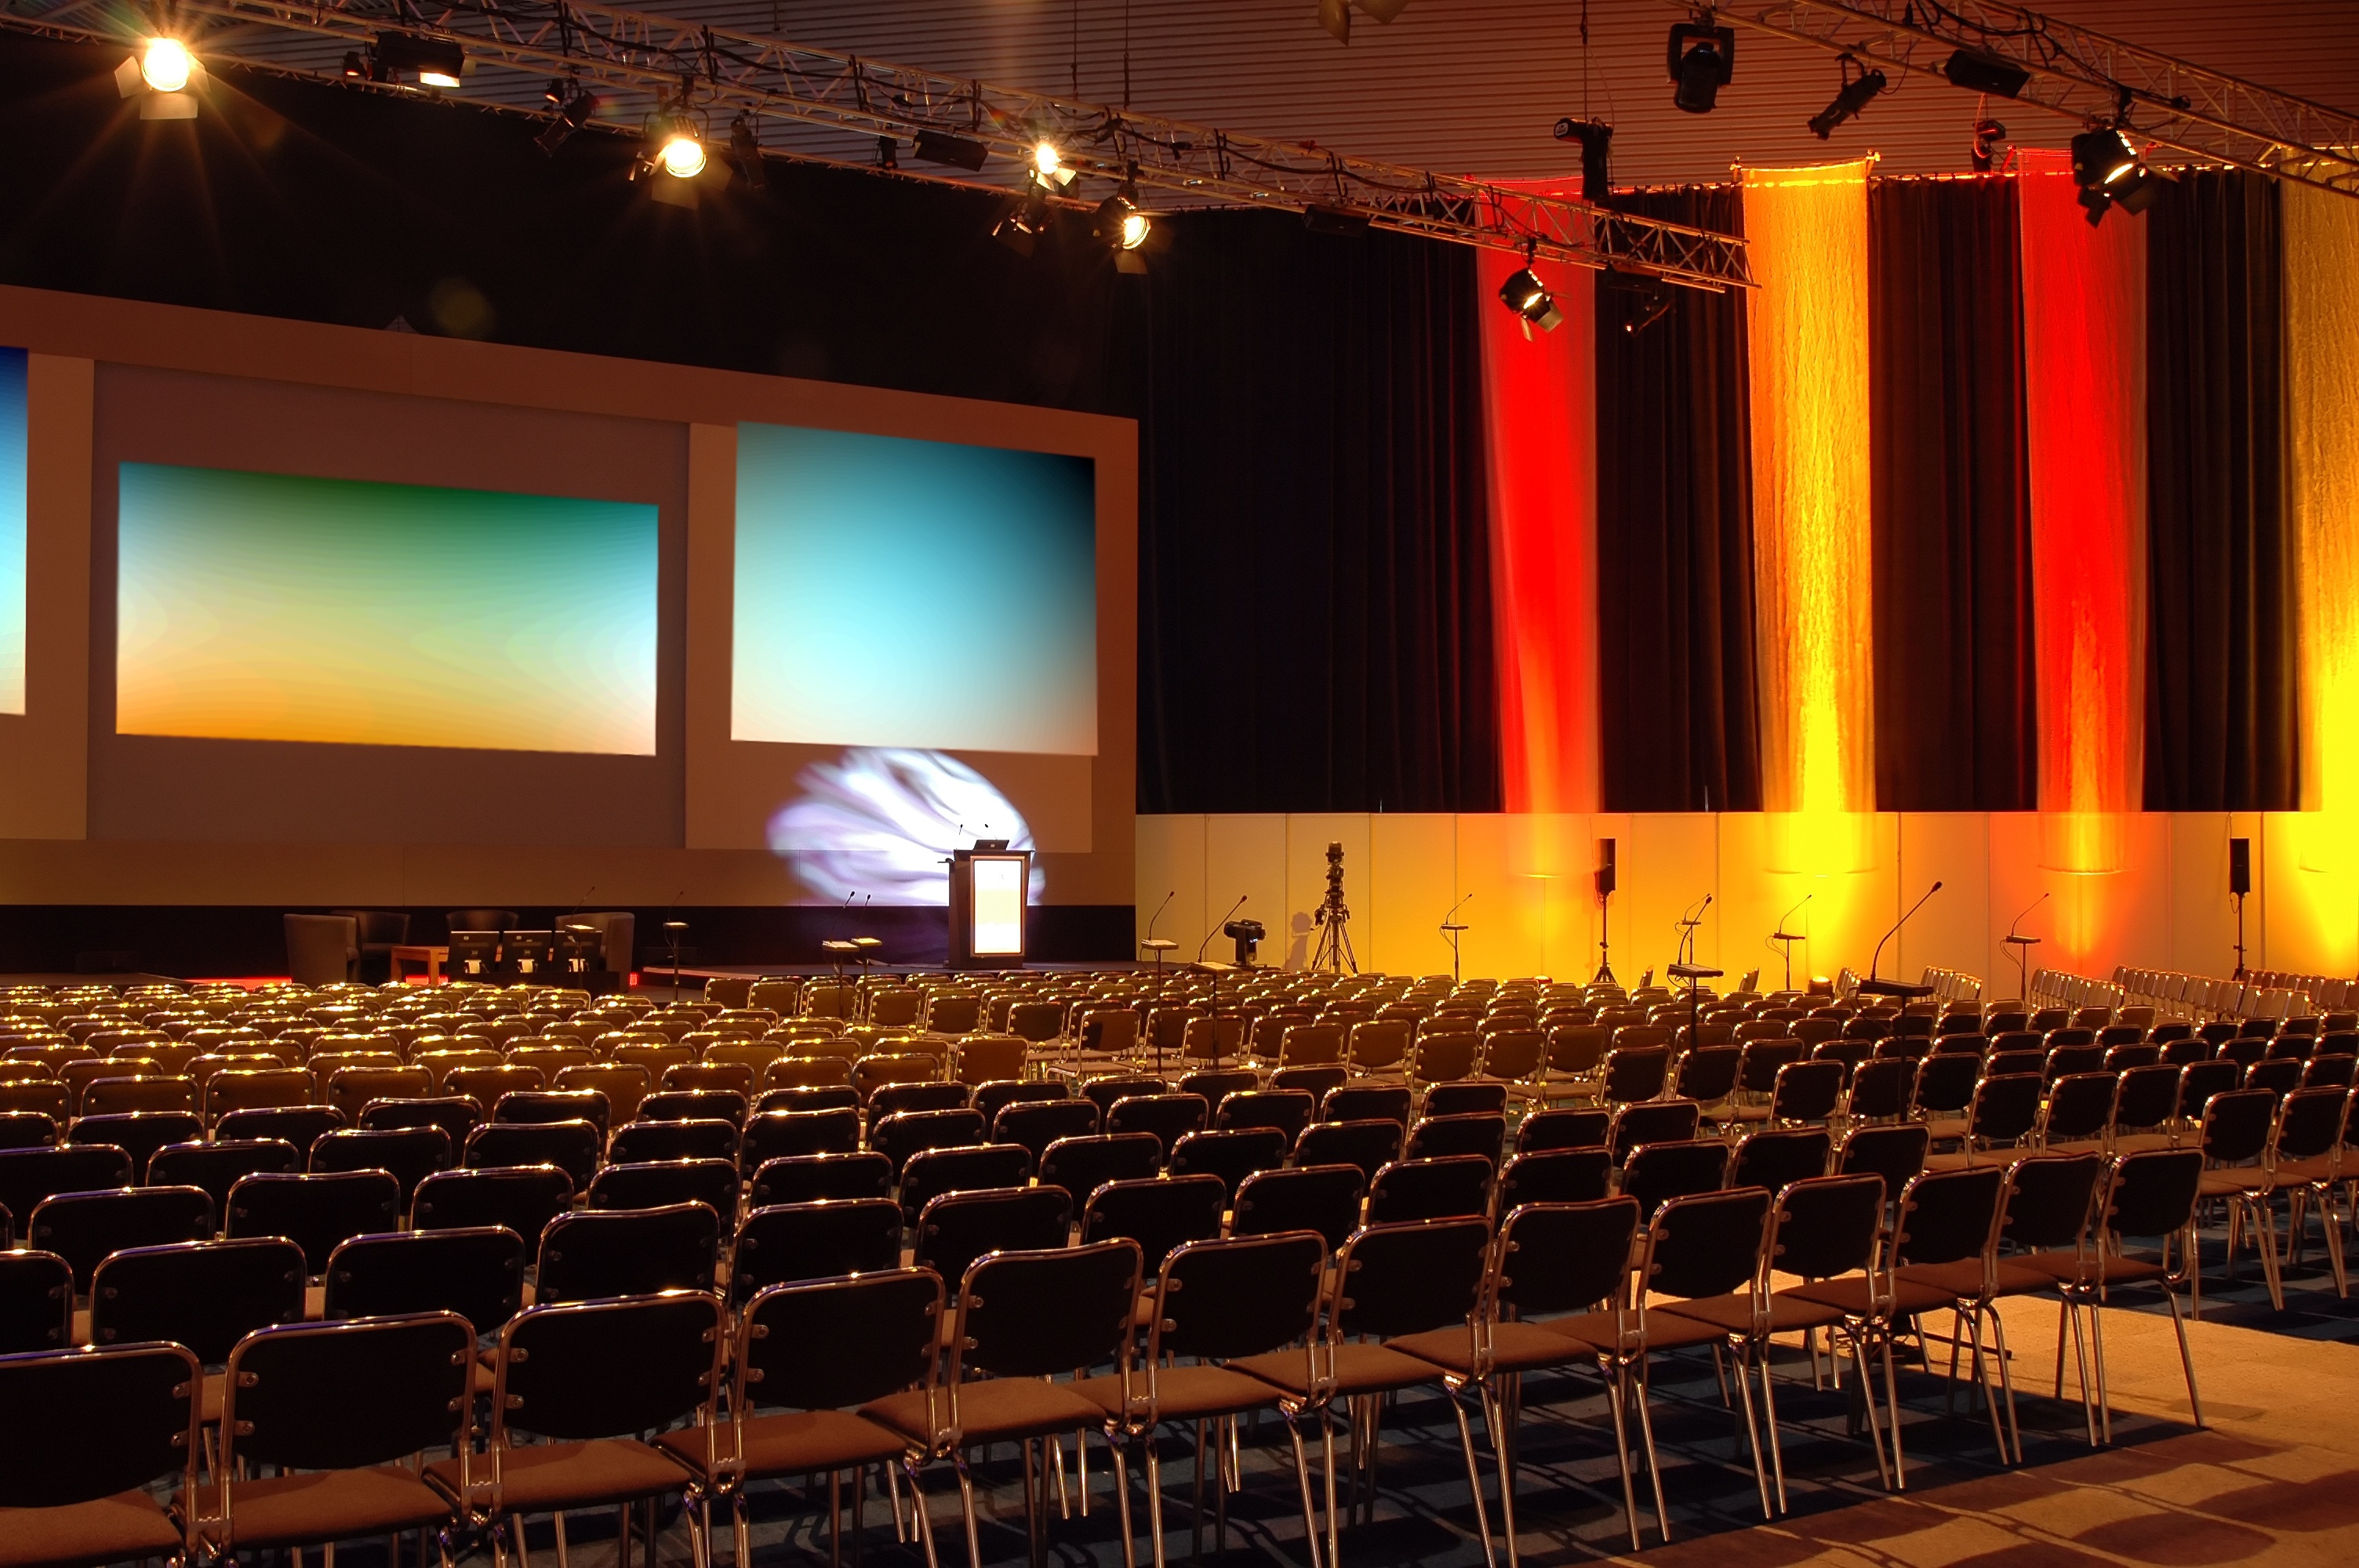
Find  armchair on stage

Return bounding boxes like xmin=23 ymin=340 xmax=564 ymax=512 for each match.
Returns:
xmin=948 ymin=841 xmax=1032 ymax=969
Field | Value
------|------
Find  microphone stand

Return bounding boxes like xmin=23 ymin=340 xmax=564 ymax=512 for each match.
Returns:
xmin=2003 ymin=891 xmax=2048 ymax=1004
xmin=1668 ymin=895 xmax=1718 ymax=1042
xmin=1440 ymin=894 xmax=1473 ymax=984
xmin=1769 ymin=892 xmax=1812 ymax=993
xmin=1859 ymin=881 xmax=1944 ymax=1001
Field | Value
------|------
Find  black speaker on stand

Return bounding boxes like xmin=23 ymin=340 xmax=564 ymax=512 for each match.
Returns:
xmin=1593 ymin=837 xmax=1618 ymax=986
xmin=2230 ymin=836 xmax=2252 ymax=980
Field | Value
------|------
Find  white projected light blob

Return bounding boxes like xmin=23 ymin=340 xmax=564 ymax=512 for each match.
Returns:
xmin=768 ymin=748 xmax=1043 ymax=905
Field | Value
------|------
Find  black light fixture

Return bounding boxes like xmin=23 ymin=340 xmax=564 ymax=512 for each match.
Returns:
xmin=729 ymin=113 xmax=766 ymax=191
xmin=536 ymin=81 xmax=598 ymax=156
xmin=1970 ymin=117 xmax=2008 ymax=173
xmin=914 ymin=129 xmax=989 ymax=171
xmin=875 ymin=135 xmax=900 ymax=170
xmin=1553 ymin=117 xmax=1615 ymax=207
xmin=2070 ymin=124 xmax=2161 ymax=225
xmin=1667 ymin=21 xmax=1736 ymax=114
xmin=1943 ymin=49 xmax=2029 ymax=98
xmin=1498 ymin=247 xmax=1564 ymax=337
xmin=1602 ymin=268 xmax=1673 ymax=336
xmin=373 ymin=31 xmax=465 ymax=89
xmin=992 ymin=188 xmax=1053 ymax=256
xmin=1092 ymin=188 xmax=1154 ymax=273
xmin=1808 ymin=57 xmax=1888 ymax=140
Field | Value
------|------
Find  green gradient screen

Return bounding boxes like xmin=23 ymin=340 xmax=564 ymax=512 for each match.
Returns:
xmin=116 ymin=463 xmax=657 ymax=754
xmin=732 ymin=423 xmax=1096 ymax=754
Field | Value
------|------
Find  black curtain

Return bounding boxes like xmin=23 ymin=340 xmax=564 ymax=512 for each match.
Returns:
xmin=0 ymin=31 xmax=1499 ymax=815
xmin=1129 ymin=214 xmax=1498 ymax=813
xmin=1595 ymin=187 xmax=1761 ymax=811
xmin=1867 ymin=177 xmax=2037 ymax=810
xmin=2144 ymin=170 xmax=2295 ymax=811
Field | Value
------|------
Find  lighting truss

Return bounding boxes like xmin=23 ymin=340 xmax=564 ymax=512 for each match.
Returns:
xmin=5 ymin=0 xmax=1757 ymax=290
xmin=1689 ymin=0 xmax=2359 ymax=198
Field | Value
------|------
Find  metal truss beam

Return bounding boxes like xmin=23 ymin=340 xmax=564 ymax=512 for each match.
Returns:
xmin=17 ymin=1 xmax=1757 ymax=289
xmin=1691 ymin=0 xmax=2359 ymax=198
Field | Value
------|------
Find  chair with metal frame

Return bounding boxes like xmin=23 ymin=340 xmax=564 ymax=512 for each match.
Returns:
xmin=991 ymin=1098 xmax=1100 ymax=1167
xmin=424 ymin=1292 xmax=725 ymax=1568
xmin=1231 ymin=1164 xmax=1364 ymax=1254
xmin=1978 ymin=1151 xmax=2110 ymax=1455
xmin=747 ymin=1152 xmax=894 ymax=1209
xmin=1515 ymin=1107 xmax=1608 ymax=1154
xmin=2190 ymin=1086 xmax=2283 ymax=1311
xmin=464 ymin=1120 xmax=600 ymax=1192
xmin=1618 ymin=1138 xmax=1731 ymax=1221
xmin=536 ymin=1202 xmax=722 ymax=1303
xmin=899 ymin=1143 xmax=1034 ymax=1223
xmin=88 ymin=1236 xmax=308 ymax=1425
xmin=1731 ymin=1128 xmax=1831 ymax=1200
xmin=1295 ymin=1119 xmax=1402 ymax=1185
xmin=66 ymin=1110 xmax=203 ymax=1181
xmin=731 ymin=1200 xmax=906 ymax=1303
xmin=863 ymin=1240 xmax=1145 ymax=1568
xmin=325 ymin=1226 xmax=527 ymax=1348
xmin=0 ymin=1144 xmax=136 ymax=1237
xmin=1106 ymin=1093 xmax=1211 ymax=1162
xmin=1923 ymin=1073 xmax=2044 ymax=1171
xmin=912 ymin=1185 xmax=1075 ymax=1298
xmin=1169 ymin=1127 xmax=1290 ymax=1204
xmin=1039 ymin=1133 xmax=1165 ymax=1205
xmin=589 ymin=1157 xmax=743 ymax=1227
xmin=740 ymin=1106 xmax=862 ymax=1169
xmin=227 ymin=1169 xmax=402 ymax=1276
xmin=30 ymin=1185 xmax=216 ymax=1290
xmin=308 ymin=1124 xmax=451 ymax=1210
xmin=664 ymin=1269 xmax=944 ymax=1568
xmin=412 ymin=1163 xmax=573 ymax=1237
xmin=2255 ymin=1085 xmax=2351 ymax=1294
xmin=0 ymin=1341 xmax=204 ymax=1566
xmin=201 ymin=1312 xmax=473 ymax=1558
xmin=1367 ymin=1154 xmax=1494 ymax=1225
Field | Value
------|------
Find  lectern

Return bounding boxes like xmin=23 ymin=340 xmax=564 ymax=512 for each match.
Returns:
xmin=949 ymin=843 xmax=1031 ymax=969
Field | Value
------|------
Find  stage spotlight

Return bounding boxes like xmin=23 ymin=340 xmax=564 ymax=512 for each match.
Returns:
xmin=1498 ymin=263 xmax=1564 ymax=336
xmin=1554 ymin=117 xmax=1615 ymax=206
xmin=1031 ymin=140 xmax=1078 ymax=188
xmin=2071 ymin=124 xmax=2161 ymax=224
xmin=876 ymin=134 xmax=900 ymax=170
xmin=1970 ymin=117 xmax=2007 ymax=172
xmin=1667 ymin=22 xmax=1736 ymax=114
xmin=1092 ymin=191 xmax=1153 ymax=273
xmin=1603 ymin=268 xmax=1673 ymax=336
xmin=729 ymin=114 xmax=766 ymax=191
xmin=914 ymin=129 xmax=988 ymax=170
xmin=373 ymin=31 xmax=465 ymax=89
xmin=993 ymin=189 xmax=1052 ymax=256
xmin=1808 ymin=59 xmax=1887 ymax=140
xmin=114 ymin=36 xmax=203 ymax=118
xmin=141 ymin=37 xmax=192 ymax=93
xmin=1943 ymin=49 xmax=2029 ymax=98
xmin=536 ymin=85 xmax=598 ymax=156
xmin=659 ymin=125 xmax=707 ymax=179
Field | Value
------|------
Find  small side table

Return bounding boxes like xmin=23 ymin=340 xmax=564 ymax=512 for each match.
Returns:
xmin=388 ymin=944 xmax=449 ymax=985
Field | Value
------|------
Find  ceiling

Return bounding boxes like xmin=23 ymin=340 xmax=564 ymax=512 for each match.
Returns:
xmin=31 ymin=0 xmax=2359 ymax=189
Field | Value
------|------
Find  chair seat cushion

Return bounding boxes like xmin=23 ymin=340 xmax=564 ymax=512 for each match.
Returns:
xmin=1785 ymin=1273 xmax=1957 ymax=1317
xmin=2197 ymin=1167 xmax=2264 ymax=1197
xmin=1397 ymin=1319 xmax=1599 ymax=1376
xmin=867 ymin=1380 xmax=1107 ymax=1448
xmin=1655 ymin=1291 xmax=1835 ymax=1338
xmin=1923 ymin=1150 xmax=2026 ymax=1173
xmin=0 ymin=1491 xmax=185 ymax=1568
xmin=1895 ymin=1260 xmax=1988 ymax=1300
xmin=662 ymin=1410 xmax=907 ymax=1483
xmin=1996 ymin=1251 xmax=2170 ymax=1288
xmin=220 ymin=1465 xmax=455 ymax=1548
xmin=1230 ymin=1342 xmax=1445 ymax=1399
xmin=1075 ymin=1363 xmax=1284 ymax=1425
xmin=427 ymin=1439 xmax=695 ymax=1516
xmin=2266 ymin=1156 xmax=2336 ymax=1187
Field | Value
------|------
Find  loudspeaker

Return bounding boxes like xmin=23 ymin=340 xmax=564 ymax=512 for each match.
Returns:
xmin=1596 ymin=837 xmax=1618 ymax=897
xmin=2229 ymin=837 xmax=2252 ymax=897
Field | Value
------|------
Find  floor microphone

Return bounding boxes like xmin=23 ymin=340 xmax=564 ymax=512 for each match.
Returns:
xmin=1199 ymin=895 xmax=1247 ymax=964
xmin=1869 ymin=880 xmax=1943 ymax=983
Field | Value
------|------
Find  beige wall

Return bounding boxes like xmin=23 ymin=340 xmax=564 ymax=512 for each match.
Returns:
xmin=1138 ymin=811 xmax=2359 ymax=994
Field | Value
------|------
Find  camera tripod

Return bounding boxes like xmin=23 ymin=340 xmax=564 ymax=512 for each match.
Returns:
xmin=1310 ymin=840 xmax=1357 ymax=975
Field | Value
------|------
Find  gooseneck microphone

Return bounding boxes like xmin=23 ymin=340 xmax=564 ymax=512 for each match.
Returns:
xmin=1868 ymin=880 xmax=1943 ymax=983
xmin=1199 ymin=895 xmax=1248 ymax=964
xmin=2007 ymin=891 xmax=2049 ymax=938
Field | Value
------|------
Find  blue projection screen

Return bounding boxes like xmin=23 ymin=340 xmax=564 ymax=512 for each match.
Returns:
xmin=0 ymin=347 xmax=24 ymax=715
xmin=731 ymin=423 xmax=1096 ymax=755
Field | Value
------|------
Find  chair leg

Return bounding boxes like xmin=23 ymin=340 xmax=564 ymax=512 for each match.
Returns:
xmin=1285 ymin=1417 xmax=1324 ymax=1568
xmin=2086 ymin=1291 xmax=2116 ymax=1446
xmin=1477 ymin=1380 xmax=1519 ymax=1568
xmin=954 ymin=1453 xmax=983 ymax=1568
xmin=1960 ymin=1309 xmax=2010 ymax=1464
xmin=2323 ymin=1185 xmax=2350 ymax=1296
xmin=1444 ymin=1388 xmax=1498 ymax=1568
xmin=1320 ymin=1408 xmax=1340 ymax=1568
xmin=2255 ymin=1197 xmax=2288 ymax=1310
xmin=1727 ymin=1344 xmax=1774 ymax=1522
xmin=2063 ymin=1298 xmax=2099 ymax=1448
xmin=1108 ymin=1427 xmax=1138 ymax=1568
xmin=903 ymin=1457 xmax=941 ymax=1568
xmin=1145 ymin=1426 xmax=1168 ymax=1568
xmin=1843 ymin=1331 xmax=1892 ymax=1491
xmin=2161 ymin=1280 xmax=2206 ymax=1429
xmin=1630 ymin=1357 xmax=1673 ymax=1543
xmin=1877 ymin=1327 xmax=1908 ymax=1492
xmin=1751 ymin=1339 xmax=1788 ymax=1514
xmin=733 ymin=1490 xmax=751 ymax=1568
xmin=1985 ymin=1305 xmax=2024 ymax=1465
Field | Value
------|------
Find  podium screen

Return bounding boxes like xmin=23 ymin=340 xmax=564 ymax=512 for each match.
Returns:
xmin=971 ymin=855 xmax=1027 ymax=957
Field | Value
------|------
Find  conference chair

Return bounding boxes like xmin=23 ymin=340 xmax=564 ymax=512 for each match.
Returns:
xmin=0 ymin=1342 xmax=205 ymax=1566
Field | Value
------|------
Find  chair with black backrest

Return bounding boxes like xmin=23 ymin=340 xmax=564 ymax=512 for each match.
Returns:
xmin=913 ymin=1186 xmax=1076 ymax=1302
xmin=754 ymin=1084 xmax=861 ymax=1118
xmin=0 ymin=1342 xmax=204 ymax=1566
xmin=1619 ymin=1138 xmax=1729 ymax=1221
xmin=1168 ymin=1127 xmax=1291 ymax=1207
xmin=1910 ymin=1054 xmax=1983 ymax=1144
xmin=1406 ymin=1112 xmax=1508 ymax=1168
xmin=1366 ymin=1154 xmax=1494 ymax=1225
xmin=1848 ymin=1058 xmax=1916 ymax=1124
xmin=1979 ymin=1152 xmax=2109 ymax=1454
xmin=1083 ymin=1174 xmax=1227 ymax=1314
xmin=496 ymin=1091 xmax=609 ymax=1133
xmin=1296 ymin=1120 xmax=1401 ymax=1185
xmin=2108 ymin=1063 xmax=2184 ymax=1152
xmin=536 ymin=1203 xmax=721 ymax=1303
xmin=2246 ymin=1058 xmax=2304 ymax=1097
xmin=1039 ymin=1133 xmax=1165 ymax=1207
xmin=308 ymin=1124 xmax=450 ymax=1211
xmin=425 ymin=1293 xmax=725 ymax=1568
xmin=69 ymin=1111 xmax=202 ymax=1180
xmin=863 ymin=1241 xmax=1143 ymax=1568
xmin=1179 ymin=1069 xmax=1259 ymax=1119
xmin=740 ymin=1107 xmax=861 ymax=1170
xmin=1606 ymin=1100 xmax=1701 ymax=1166
xmin=0 ymin=1144 xmax=135 ymax=1239
xmin=867 ymin=1083 xmax=969 ymax=1126
xmin=870 ymin=1109 xmax=987 ymax=1182
xmin=610 ymin=1118 xmax=740 ymax=1167
xmin=1270 ymin=1065 xmax=1350 ymax=1104
xmin=1230 ymin=1217 xmax=1496 ymax=1565
xmin=749 ymin=1152 xmax=895 ymax=1209
xmin=589 ymin=1158 xmax=743 ymax=1227
xmin=0 ymin=1109 xmax=56 ymax=1151
xmin=412 ymin=1163 xmax=573 ymax=1238
xmin=1732 ymin=1127 xmax=1831 ymax=1198
xmin=325 ymin=1226 xmax=527 ymax=1354
xmin=642 ymin=1089 xmax=751 ymax=1129
xmin=1106 ymin=1092 xmax=1209 ymax=1162
xmin=1496 ymin=1147 xmax=1613 ymax=1210
xmin=2304 ymin=1054 xmax=2357 ymax=1090
xmin=669 ymin=1269 xmax=944 ymax=1567
xmin=732 ymin=1199 xmax=906 ymax=1304
xmin=1321 ymin=1083 xmax=1412 ymax=1127
xmin=2255 ymin=1085 xmax=2350 ymax=1291
xmin=899 ymin=1143 xmax=1033 ymax=1224
xmin=992 ymin=1098 xmax=1100 ymax=1168
xmin=1216 ymin=1089 xmax=1316 ymax=1144
xmin=30 ymin=1186 xmax=215 ymax=1292
xmin=1673 ymin=1046 xmax=1743 ymax=1122
xmin=465 ymin=1120 xmax=600 ymax=1192
xmin=2191 ymin=1086 xmax=2283 ymax=1311
xmin=146 ymin=1138 xmax=300 ymax=1217
xmin=2042 ymin=1149 xmax=2207 ymax=1442
xmin=1593 ymin=1045 xmax=1670 ymax=1109
xmin=1232 ymin=1164 xmax=1364 ymax=1254
xmin=1925 ymin=1073 xmax=2044 ymax=1171
xmin=2039 ymin=1073 xmax=2117 ymax=1154
xmin=227 ymin=1168 xmax=401 ymax=1278
xmin=1074 ymin=1230 xmax=1329 ymax=1568
xmin=88 ymin=1236 xmax=307 ymax=1428
xmin=360 ymin=1095 xmax=479 ymax=1147
xmin=0 ymin=1247 xmax=74 ymax=1354
xmin=1840 ymin=1124 xmax=1930 ymax=1210
xmin=1517 ymin=1108 xmax=1608 ymax=1154
xmin=204 ymin=1312 xmax=472 ymax=1558
xmin=1426 ymin=1082 xmax=1510 ymax=1120
xmin=972 ymin=1079 xmax=1065 ymax=1130
xmin=1081 ymin=1076 xmax=1167 ymax=1120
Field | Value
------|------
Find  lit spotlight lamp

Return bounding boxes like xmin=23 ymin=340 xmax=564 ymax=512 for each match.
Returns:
xmin=1092 ymin=187 xmax=1154 ymax=273
xmin=115 ymin=35 xmax=204 ymax=118
xmin=2070 ymin=123 xmax=2162 ymax=225
xmin=1497 ymin=247 xmax=1564 ymax=339
xmin=371 ymin=31 xmax=466 ymax=89
xmin=1667 ymin=20 xmax=1735 ymax=114
xmin=1808 ymin=57 xmax=1888 ymax=140
xmin=1031 ymin=139 xmax=1079 ymax=189
xmin=634 ymin=109 xmax=709 ymax=208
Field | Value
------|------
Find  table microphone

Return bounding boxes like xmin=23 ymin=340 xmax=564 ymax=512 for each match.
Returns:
xmin=1199 ymin=895 xmax=1247 ymax=964
xmin=1868 ymin=880 xmax=1943 ymax=983
xmin=2007 ymin=891 xmax=2049 ymax=939
xmin=1145 ymin=890 xmax=1176 ymax=942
